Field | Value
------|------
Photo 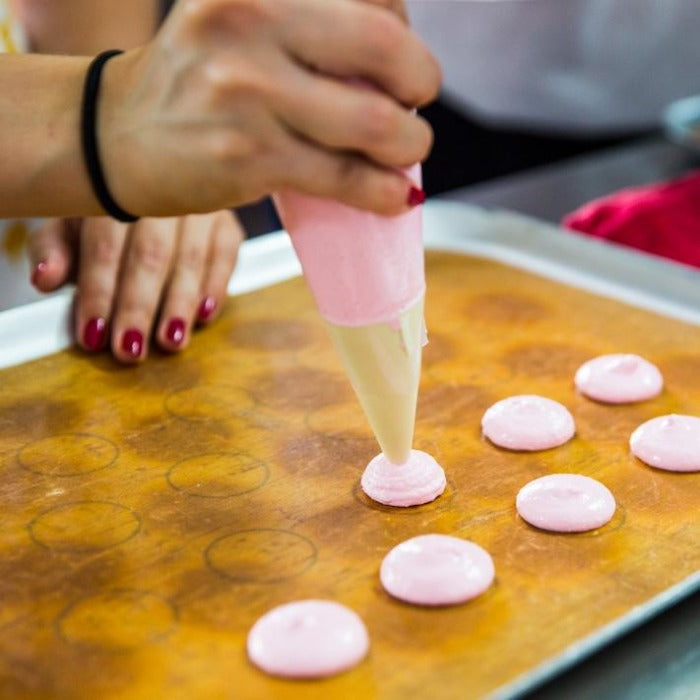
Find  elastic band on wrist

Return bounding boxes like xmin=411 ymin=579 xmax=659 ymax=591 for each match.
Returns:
xmin=81 ymin=50 xmax=139 ymax=223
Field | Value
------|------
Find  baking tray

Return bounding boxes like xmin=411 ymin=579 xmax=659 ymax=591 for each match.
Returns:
xmin=0 ymin=201 xmax=698 ymax=699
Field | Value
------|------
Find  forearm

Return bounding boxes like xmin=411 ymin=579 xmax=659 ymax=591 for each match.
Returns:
xmin=0 ymin=0 xmax=440 ymax=219
xmin=0 ymin=1 xmax=161 ymax=218
xmin=0 ymin=53 xmax=103 ymax=217
xmin=15 ymin=0 xmax=159 ymax=54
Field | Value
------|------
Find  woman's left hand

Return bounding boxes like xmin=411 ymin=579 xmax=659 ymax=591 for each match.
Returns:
xmin=29 ymin=210 xmax=244 ymax=363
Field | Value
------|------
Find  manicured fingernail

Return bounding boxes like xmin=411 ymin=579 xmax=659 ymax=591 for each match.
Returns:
xmin=31 ymin=261 xmax=48 ymax=286
xmin=407 ymin=186 xmax=426 ymax=207
xmin=83 ymin=317 xmax=107 ymax=352
xmin=122 ymin=329 xmax=143 ymax=359
xmin=166 ymin=318 xmax=186 ymax=346
xmin=198 ymin=296 xmax=217 ymax=322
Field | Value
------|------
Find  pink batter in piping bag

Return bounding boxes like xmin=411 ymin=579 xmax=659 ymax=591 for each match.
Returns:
xmin=274 ymin=163 xmax=425 ymax=465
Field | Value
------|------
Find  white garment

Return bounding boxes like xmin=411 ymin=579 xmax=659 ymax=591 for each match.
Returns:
xmin=407 ymin=0 xmax=700 ymax=133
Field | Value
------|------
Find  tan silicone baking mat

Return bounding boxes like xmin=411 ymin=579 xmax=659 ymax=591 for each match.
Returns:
xmin=0 ymin=250 xmax=698 ymax=699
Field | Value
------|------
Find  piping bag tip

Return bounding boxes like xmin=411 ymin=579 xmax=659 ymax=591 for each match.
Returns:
xmin=325 ymin=295 xmax=425 ymax=465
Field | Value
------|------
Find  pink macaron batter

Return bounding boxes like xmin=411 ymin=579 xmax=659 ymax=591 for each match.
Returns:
xmin=516 ymin=473 xmax=616 ymax=533
xmin=380 ymin=534 xmax=495 ymax=606
xmin=361 ymin=449 xmax=446 ymax=507
xmin=575 ymin=353 xmax=663 ymax=403
xmin=247 ymin=599 xmax=369 ymax=678
xmin=630 ymin=414 xmax=700 ymax=472
xmin=482 ymin=395 xmax=576 ymax=451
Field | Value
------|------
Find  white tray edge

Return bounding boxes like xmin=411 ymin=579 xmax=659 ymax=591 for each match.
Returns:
xmin=1 ymin=200 xmax=699 ymax=370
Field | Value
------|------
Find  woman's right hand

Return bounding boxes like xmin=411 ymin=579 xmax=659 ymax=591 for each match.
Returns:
xmin=99 ymin=0 xmax=441 ymax=218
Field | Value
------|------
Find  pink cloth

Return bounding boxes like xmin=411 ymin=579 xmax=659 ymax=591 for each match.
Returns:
xmin=562 ymin=170 xmax=700 ymax=268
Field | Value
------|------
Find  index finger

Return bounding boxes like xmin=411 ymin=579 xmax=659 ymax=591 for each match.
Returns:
xmin=359 ymin=0 xmax=408 ymax=24
xmin=282 ymin=0 xmax=440 ymax=108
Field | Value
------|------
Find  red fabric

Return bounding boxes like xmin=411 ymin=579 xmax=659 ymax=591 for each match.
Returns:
xmin=562 ymin=170 xmax=700 ymax=268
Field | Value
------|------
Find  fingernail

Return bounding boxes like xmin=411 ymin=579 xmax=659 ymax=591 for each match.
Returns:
xmin=407 ymin=186 xmax=426 ymax=207
xmin=198 ymin=296 xmax=217 ymax=322
xmin=166 ymin=317 xmax=186 ymax=346
xmin=122 ymin=329 xmax=143 ymax=359
xmin=31 ymin=261 xmax=48 ymax=286
xmin=83 ymin=317 xmax=107 ymax=352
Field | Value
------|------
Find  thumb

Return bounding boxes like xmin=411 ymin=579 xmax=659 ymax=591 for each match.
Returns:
xmin=29 ymin=218 xmax=80 ymax=292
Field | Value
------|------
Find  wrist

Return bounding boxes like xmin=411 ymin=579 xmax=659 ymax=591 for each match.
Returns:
xmin=96 ymin=47 xmax=154 ymax=217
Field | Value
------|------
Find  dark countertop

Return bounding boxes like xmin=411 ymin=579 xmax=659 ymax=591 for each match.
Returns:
xmin=443 ymin=138 xmax=700 ymax=700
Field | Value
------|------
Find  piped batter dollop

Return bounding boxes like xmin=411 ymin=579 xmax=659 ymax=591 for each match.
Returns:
xmin=575 ymin=353 xmax=663 ymax=403
xmin=630 ymin=414 xmax=700 ymax=472
xmin=380 ymin=534 xmax=495 ymax=606
xmin=247 ymin=599 xmax=369 ymax=678
xmin=361 ymin=449 xmax=446 ymax=507
xmin=516 ymin=473 xmax=616 ymax=532
xmin=482 ymin=395 xmax=575 ymax=451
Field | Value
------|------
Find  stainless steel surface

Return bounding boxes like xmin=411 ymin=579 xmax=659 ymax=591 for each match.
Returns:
xmin=441 ymin=137 xmax=700 ymax=700
xmin=443 ymin=137 xmax=698 ymax=224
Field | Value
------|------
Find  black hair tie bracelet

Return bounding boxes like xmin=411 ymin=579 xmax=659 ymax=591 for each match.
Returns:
xmin=81 ymin=50 xmax=139 ymax=223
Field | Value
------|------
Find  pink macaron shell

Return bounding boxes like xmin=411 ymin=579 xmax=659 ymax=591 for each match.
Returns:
xmin=575 ymin=354 xmax=663 ymax=404
xmin=380 ymin=534 xmax=495 ymax=606
xmin=481 ymin=395 xmax=575 ymax=451
xmin=630 ymin=414 xmax=700 ymax=472
xmin=247 ymin=600 xmax=369 ymax=679
xmin=516 ymin=473 xmax=616 ymax=533
xmin=361 ymin=449 xmax=446 ymax=507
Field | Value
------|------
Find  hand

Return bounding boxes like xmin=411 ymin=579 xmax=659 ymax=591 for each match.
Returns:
xmin=99 ymin=0 xmax=441 ymax=218
xmin=29 ymin=211 xmax=243 ymax=363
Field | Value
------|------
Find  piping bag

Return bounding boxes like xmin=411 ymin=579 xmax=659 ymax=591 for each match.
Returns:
xmin=273 ymin=163 xmax=425 ymax=465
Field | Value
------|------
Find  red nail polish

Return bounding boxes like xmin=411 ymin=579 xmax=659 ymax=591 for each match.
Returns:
xmin=198 ymin=296 xmax=217 ymax=322
xmin=407 ymin=186 xmax=426 ymax=207
xmin=83 ymin=317 xmax=107 ymax=352
xmin=166 ymin=318 xmax=186 ymax=346
xmin=122 ymin=329 xmax=143 ymax=359
xmin=31 ymin=261 xmax=48 ymax=286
